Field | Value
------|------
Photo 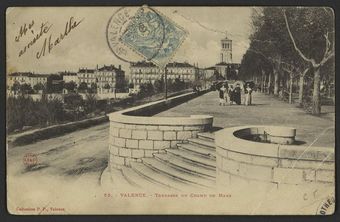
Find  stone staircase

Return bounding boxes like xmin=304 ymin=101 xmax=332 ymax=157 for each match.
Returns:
xmin=121 ymin=132 xmax=216 ymax=191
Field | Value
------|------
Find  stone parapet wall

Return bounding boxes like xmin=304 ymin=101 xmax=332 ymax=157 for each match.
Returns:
xmin=108 ymin=92 xmax=213 ymax=169
xmin=215 ymin=126 xmax=334 ymax=188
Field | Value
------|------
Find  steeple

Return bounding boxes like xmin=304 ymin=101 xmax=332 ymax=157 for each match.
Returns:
xmin=220 ymin=33 xmax=232 ymax=63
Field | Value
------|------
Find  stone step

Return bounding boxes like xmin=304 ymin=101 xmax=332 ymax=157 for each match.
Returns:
xmin=187 ymin=138 xmax=215 ymax=150
xmin=130 ymin=162 xmax=191 ymax=191
xmin=197 ymin=132 xmax=215 ymax=142
xmin=154 ymin=153 xmax=216 ymax=178
xmin=166 ymin=148 xmax=216 ymax=169
xmin=177 ymin=143 xmax=216 ymax=159
xmin=142 ymin=158 xmax=215 ymax=188
xmin=121 ymin=166 xmax=168 ymax=190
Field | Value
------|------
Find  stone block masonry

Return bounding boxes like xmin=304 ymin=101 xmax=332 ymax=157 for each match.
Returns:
xmin=215 ymin=126 xmax=335 ymax=189
xmin=107 ymin=92 xmax=213 ymax=169
xmin=109 ymin=121 xmax=212 ymax=167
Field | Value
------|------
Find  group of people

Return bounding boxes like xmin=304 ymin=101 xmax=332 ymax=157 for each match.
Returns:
xmin=218 ymin=81 xmax=254 ymax=106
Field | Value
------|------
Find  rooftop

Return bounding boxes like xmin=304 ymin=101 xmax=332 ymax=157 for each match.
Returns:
xmin=60 ymin=72 xmax=77 ymax=76
xmin=221 ymin=33 xmax=231 ymax=41
xmin=205 ymin=66 xmax=216 ymax=70
xmin=130 ymin=61 xmax=157 ymax=68
xmin=9 ymin=72 xmax=50 ymax=77
xmin=78 ymin=68 xmax=95 ymax=73
xmin=166 ymin=62 xmax=195 ymax=68
xmin=130 ymin=61 xmax=196 ymax=68
xmin=215 ymin=62 xmax=240 ymax=66
xmin=98 ymin=64 xmax=122 ymax=72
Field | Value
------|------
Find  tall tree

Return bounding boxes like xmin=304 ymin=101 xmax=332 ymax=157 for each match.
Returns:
xmin=283 ymin=7 xmax=334 ymax=114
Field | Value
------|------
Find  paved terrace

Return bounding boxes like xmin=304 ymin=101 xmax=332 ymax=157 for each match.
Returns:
xmin=156 ymin=91 xmax=334 ymax=147
xmin=7 ymin=91 xmax=335 ymax=196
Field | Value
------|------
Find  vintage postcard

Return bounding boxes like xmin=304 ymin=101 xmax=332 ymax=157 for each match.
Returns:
xmin=6 ymin=6 xmax=335 ymax=215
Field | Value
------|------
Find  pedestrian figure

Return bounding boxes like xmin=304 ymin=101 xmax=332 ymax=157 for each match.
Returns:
xmin=224 ymin=82 xmax=229 ymax=104
xmin=228 ymin=85 xmax=234 ymax=105
xmin=244 ymin=83 xmax=253 ymax=106
xmin=233 ymin=84 xmax=241 ymax=105
xmin=219 ymin=84 xmax=227 ymax=106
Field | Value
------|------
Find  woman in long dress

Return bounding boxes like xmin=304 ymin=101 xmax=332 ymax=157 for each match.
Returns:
xmin=219 ymin=84 xmax=227 ymax=106
xmin=224 ymin=82 xmax=229 ymax=104
xmin=245 ymin=83 xmax=252 ymax=106
xmin=233 ymin=84 xmax=241 ymax=105
xmin=228 ymin=85 xmax=234 ymax=105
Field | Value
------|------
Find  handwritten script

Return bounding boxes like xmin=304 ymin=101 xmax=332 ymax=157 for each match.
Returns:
xmin=15 ymin=17 xmax=84 ymax=59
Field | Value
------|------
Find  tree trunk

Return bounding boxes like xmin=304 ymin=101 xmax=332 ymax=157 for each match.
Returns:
xmin=261 ymin=71 xmax=265 ymax=93
xmin=289 ymin=73 xmax=293 ymax=104
xmin=274 ymin=70 xmax=279 ymax=95
xmin=273 ymin=56 xmax=281 ymax=96
xmin=298 ymin=75 xmax=304 ymax=106
xmin=263 ymin=71 xmax=267 ymax=93
xmin=312 ymin=67 xmax=321 ymax=115
xmin=267 ymin=73 xmax=272 ymax=94
xmin=297 ymin=68 xmax=309 ymax=106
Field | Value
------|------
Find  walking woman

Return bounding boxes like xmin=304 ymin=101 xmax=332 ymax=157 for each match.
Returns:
xmin=228 ymin=85 xmax=234 ymax=105
xmin=244 ymin=83 xmax=252 ymax=106
xmin=219 ymin=84 xmax=227 ymax=106
xmin=224 ymin=82 xmax=229 ymax=104
xmin=233 ymin=83 xmax=241 ymax=105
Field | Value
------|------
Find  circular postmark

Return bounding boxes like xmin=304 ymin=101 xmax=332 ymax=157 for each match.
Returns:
xmin=23 ymin=153 xmax=38 ymax=167
xmin=106 ymin=6 xmax=165 ymax=63
xmin=316 ymin=194 xmax=335 ymax=215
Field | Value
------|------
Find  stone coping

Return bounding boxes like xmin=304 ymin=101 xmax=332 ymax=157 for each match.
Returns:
xmin=109 ymin=92 xmax=213 ymax=125
xmin=215 ymin=125 xmax=334 ymax=162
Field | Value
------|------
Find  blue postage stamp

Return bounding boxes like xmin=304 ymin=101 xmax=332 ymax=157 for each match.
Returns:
xmin=120 ymin=7 xmax=187 ymax=67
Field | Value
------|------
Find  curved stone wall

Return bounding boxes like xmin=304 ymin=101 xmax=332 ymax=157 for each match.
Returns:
xmin=108 ymin=92 xmax=213 ymax=169
xmin=215 ymin=126 xmax=334 ymax=188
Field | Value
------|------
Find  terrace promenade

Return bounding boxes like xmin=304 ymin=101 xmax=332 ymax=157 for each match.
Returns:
xmin=7 ymin=91 xmax=334 ymax=210
xmin=156 ymin=91 xmax=334 ymax=147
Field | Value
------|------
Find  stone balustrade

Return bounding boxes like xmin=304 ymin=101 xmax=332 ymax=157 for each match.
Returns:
xmin=216 ymin=126 xmax=334 ymax=188
xmin=108 ymin=92 xmax=213 ymax=169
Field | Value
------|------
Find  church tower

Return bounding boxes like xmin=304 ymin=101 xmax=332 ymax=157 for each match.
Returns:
xmin=220 ymin=35 xmax=232 ymax=64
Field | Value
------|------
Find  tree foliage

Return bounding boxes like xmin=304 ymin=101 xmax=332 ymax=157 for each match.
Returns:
xmin=64 ymin=81 xmax=77 ymax=92
xmin=7 ymin=96 xmax=64 ymax=132
xmin=33 ymin=83 xmax=45 ymax=92
xmin=78 ymin=82 xmax=88 ymax=92
xmin=240 ymin=7 xmax=335 ymax=114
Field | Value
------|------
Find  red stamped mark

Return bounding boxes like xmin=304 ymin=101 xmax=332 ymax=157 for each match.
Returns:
xmin=23 ymin=153 xmax=38 ymax=167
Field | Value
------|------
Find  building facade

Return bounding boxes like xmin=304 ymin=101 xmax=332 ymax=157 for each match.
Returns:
xmin=166 ymin=62 xmax=197 ymax=82
xmin=77 ymin=65 xmax=126 ymax=92
xmin=130 ymin=61 xmax=161 ymax=86
xmin=8 ymin=72 xmax=49 ymax=88
xmin=77 ymin=68 xmax=96 ymax=86
xmin=204 ymin=67 xmax=217 ymax=80
xmin=61 ymin=72 xmax=78 ymax=84
xmin=129 ymin=61 xmax=198 ymax=88
xmin=97 ymin=65 xmax=125 ymax=90
xmin=215 ymin=62 xmax=240 ymax=79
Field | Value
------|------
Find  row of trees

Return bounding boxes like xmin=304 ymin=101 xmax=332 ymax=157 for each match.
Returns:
xmin=239 ymin=7 xmax=335 ymax=115
xmin=7 ymin=76 xmax=195 ymax=132
xmin=136 ymin=77 xmax=192 ymax=98
xmin=7 ymin=77 xmax=193 ymax=132
xmin=7 ymin=93 xmax=104 ymax=132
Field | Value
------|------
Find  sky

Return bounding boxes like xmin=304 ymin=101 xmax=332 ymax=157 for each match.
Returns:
xmin=6 ymin=7 xmax=252 ymax=75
